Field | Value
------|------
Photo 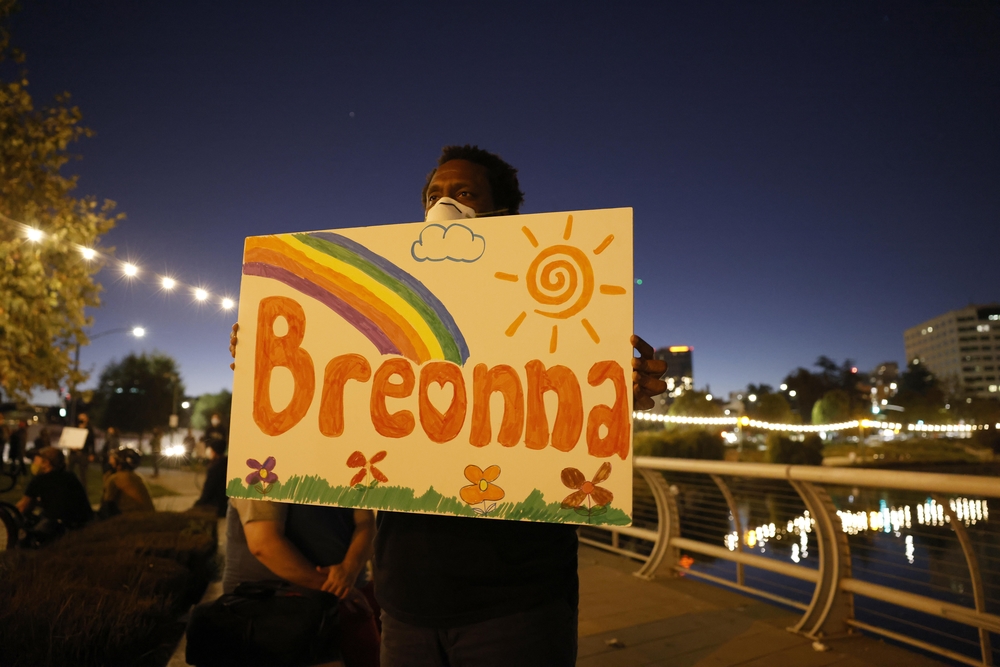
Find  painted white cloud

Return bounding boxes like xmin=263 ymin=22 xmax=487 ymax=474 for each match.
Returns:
xmin=411 ymin=223 xmax=486 ymax=263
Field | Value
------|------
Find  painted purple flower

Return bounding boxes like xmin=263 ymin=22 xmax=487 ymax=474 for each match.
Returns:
xmin=246 ymin=457 xmax=278 ymax=493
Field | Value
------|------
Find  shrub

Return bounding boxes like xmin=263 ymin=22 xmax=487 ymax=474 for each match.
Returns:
xmin=634 ymin=429 xmax=724 ymax=460
xmin=0 ymin=512 xmax=217 ymax=667
xmin=766 ymin=433 xmax=824 ymax=465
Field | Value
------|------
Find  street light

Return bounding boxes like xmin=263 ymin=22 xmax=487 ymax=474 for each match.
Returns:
xmin=69 ymin=326 xmax=147 ymax=425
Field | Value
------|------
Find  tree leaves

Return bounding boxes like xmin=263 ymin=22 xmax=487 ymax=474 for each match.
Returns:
xmin=0 ymin=4 xmax=122 ymax=400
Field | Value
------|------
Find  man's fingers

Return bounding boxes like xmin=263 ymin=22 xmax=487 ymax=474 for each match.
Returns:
xmin=232 ymin=322 xmax=239 ymax=333
xmin=633 ymin=371 xmax=667 ymax=394
xmin=230 ymin=362 xmax=235 ymax=371
xmin=634 ymin=396 xmax=655 ymax=410
xmin=631 ymin=334 xmax=655 ymax=359
xmin=632 ymin=357 xmax=666 ymax=375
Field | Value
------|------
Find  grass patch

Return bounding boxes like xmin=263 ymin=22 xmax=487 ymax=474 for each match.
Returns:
xmin=227 ymin=476 xmax=632 ymax=526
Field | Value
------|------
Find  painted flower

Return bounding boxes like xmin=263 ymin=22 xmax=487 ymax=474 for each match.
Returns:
xmin=347 ymin=450 xmax=388 ymax=487
xmin=246 ymin=456 xmax=278 ymax=486
xmin=460 ymin=465 xmax=505 ymax=506
xmin=561 ymin=462 xmax=613 ymax=509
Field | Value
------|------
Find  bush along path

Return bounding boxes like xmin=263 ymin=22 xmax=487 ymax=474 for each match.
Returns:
xmin=0 ymin=512 xmax=217 ymax=667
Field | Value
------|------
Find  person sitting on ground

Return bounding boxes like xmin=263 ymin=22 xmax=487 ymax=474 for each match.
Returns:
xmin=16 ymin=446 xmax=93 ymax=545
xmin=222 ymin=499 xmax=380 ymax=667
xmin=191 ymin=438 xmax=229 ymax=517
xmin=99 ymin=447 xmax=155 ymax=519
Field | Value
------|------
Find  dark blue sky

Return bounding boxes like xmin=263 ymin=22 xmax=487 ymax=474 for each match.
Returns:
xmin=11 ymin=1 xmax=1000 ymax=400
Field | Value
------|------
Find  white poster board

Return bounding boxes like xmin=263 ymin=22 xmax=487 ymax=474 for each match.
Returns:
xmin=227 ymin=208 xmax=634 ymax=525
xmin=58 ymin=426 xmax=89 ymax=451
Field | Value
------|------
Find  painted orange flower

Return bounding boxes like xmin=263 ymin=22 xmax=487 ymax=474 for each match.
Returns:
xmin=347 ymin=450 xmax=388 ymax=487
xmin=460 ymin=465 xmax=505 ymax=508
xmin=561 ymin=462 xmax=613 ymax=509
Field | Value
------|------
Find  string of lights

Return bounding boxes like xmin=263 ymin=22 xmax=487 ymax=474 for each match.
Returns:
xmin=4 ymin=216 xmax=998 ymax=435
xmin=2 ymin=213 xmax=238 ymax=312
xmin=632 ymin=411 xmax=998 ymax=433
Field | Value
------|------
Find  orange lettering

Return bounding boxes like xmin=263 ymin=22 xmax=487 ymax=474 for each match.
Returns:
xmin=525 ymin=360 xmax=583 ymax=451
xmin=419 ymin=362 xmax=467 ymax=443
xmin=319 ymin=354 xmax=371 ymax=437
xmin=469 ymin=364 xmax=524 ymax=447
xmin=253 ymin=296 xmax=315 ymax=436
xmin=586 ymin=361 xmax=630 ymax=459
xmin=371 ymin=358 xmax=415 ymax=438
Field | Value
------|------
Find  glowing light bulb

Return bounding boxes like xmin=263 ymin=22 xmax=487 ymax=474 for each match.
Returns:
xmin=132 ymin=327 xmax=145 ymax=337
xmin=26 ymin=228 xmax=43 ymax=242
xmin=195 ymin=288 xmax=208 ymax=301
xmin=80 ymin=247 xmax=97 ymax=260
xmin=123 ymin=263 xmax=139 ymax=277
xmin=221 ymin=298 xmax=235 ymax=310
xmin=161 ymin=277 xmax=176 ymax=290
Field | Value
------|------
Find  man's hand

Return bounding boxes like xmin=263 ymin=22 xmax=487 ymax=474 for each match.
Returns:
xmin=632 ymin=334 xmax=667 ymax=410
xmin=319 ymin=563 xmax=356 ymax=599
xmin=229 ymin=323 xmax=239 ymax=370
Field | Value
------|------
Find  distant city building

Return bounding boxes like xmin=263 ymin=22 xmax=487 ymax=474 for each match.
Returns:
xmin=652 ymin=346 xmax=694 ymax=411
xmin=904 ymin=304 xmax=1000 ymax=399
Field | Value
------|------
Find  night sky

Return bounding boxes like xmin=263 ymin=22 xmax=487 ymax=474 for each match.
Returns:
xmin=10 ymin=1 xmax=1000 ymax=402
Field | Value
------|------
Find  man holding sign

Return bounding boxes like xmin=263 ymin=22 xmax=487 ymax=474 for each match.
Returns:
xmin=229 ymin=146 xmax=666 ymax=666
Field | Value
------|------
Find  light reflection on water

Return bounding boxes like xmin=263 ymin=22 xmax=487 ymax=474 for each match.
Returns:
xmin=722 ymin=497 xmax=990 ymax=565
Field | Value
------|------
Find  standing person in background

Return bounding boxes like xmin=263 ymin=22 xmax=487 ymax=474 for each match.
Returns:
xmin=149 ymin=426 xmax=162 ymax=478
xmin=101 ymin=426 xmax=121 ymax=474
xmin=33 ymin=427 xmax=52 ymax=450
xmin=191 ymin=439 xmax=229 ymax=517
xmin=7 ymin=421 xmax=27 ymax=475
xmin=70 ymin=414 xmax=96 ymax=490
xmin=183 ymin=427 xmax=197 ymax=457
xmin=203 ymin=413 xmax=228 ymax=456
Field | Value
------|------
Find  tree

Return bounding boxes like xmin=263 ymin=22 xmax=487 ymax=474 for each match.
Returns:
xmin=894 ymin=360 xmax=946 ymax=423
xmin=812 ymin=389 xmax=854 ymax=424
xmin=668 ymin=390 xmax=723 ymax=419
xmin=191 ymin=389 xmax=232 ymax=431
xmin=0 ymin=2 xmax=121 ymax=400
xmin=90 ymin=352 xmax=184 ymax=434
xmin=755 ymin=392 xmax=794 ymax=423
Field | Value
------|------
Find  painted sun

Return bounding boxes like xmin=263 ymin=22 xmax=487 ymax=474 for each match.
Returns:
xmin=495 ymin=214 xmax=626 ymax=353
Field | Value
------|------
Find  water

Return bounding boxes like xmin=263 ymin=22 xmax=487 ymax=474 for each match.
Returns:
xmin=673 ymin=478 xmax=1000 ymax=665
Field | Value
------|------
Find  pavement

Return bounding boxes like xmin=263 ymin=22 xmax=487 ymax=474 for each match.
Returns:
xmin=144 ymin=469 xmax=942 ymax=667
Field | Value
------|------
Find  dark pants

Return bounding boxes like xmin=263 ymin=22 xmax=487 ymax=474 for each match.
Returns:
xmin=380 ymin=600 xmax=577 ymax=667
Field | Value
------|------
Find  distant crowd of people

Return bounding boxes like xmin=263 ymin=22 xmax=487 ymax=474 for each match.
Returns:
xmin=4 ymin=412 xmax=231 ymax=547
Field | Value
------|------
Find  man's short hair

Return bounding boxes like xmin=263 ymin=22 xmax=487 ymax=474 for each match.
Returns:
xmin=422 ymin=145 xmax=524 ymax=216
xmin=34 ymin=446 xmax=65 ymax=470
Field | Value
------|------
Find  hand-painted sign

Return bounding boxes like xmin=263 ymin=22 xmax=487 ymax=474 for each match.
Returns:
xmin=227 ymin=208 xmax=634 ymax=525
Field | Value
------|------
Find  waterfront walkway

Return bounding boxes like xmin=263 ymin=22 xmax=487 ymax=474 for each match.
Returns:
xmin=143 ymin=467 xmax=942 ymax=667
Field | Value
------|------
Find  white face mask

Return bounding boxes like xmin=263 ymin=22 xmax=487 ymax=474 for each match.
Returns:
xmin=425 ymin=197 xmax=476 ymax=223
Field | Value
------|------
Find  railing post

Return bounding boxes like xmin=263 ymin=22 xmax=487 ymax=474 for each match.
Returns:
xmin=789 ymin=480 xmax=854 ymax=639
xmin=635 ymin=468 xmax=679 ymax=580
xmin=934 ymin=494 xmax=994 ymax=666
xmin=710 ymin=474 xmax=744 ymax=586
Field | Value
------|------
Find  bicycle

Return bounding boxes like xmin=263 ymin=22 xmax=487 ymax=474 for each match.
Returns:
xmin=0 ymin=457 xmax=23 ymax=493
xmin=0 ymin=500 xmax=24 ymax=550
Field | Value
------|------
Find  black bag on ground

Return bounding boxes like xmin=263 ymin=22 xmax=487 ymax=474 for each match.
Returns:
xmin=186 ymin=580 xmax=340 ymax=667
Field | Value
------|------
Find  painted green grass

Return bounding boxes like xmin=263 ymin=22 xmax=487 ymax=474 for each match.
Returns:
xmin=226 ymin=475 xmax=631 ymax=526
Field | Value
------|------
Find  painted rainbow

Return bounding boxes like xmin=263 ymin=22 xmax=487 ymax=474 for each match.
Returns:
xmin=243 ymin=232 xmax=470 ymax=365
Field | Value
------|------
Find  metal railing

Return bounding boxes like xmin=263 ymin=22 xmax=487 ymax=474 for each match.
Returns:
xmin=579 ymin=457 xmax=1000 ymax=666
